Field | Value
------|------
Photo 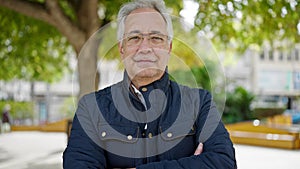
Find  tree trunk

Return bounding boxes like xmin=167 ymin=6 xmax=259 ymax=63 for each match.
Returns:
xmin=74 ymin=0 xmax=101 ymax=98
xmin=76 ymin=36 xmax=101 ymax=99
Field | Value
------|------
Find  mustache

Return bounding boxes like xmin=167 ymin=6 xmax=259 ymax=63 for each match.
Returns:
xmin=133 ymin=54 xmax=157 ymax=62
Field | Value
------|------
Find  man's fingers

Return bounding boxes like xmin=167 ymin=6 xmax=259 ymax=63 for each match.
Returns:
xmin=194 ymin=142 xmax=203 ymax=155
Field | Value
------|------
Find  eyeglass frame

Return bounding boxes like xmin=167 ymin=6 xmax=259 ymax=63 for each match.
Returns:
xmin=122 ymin=32 xmax=170 ymax=47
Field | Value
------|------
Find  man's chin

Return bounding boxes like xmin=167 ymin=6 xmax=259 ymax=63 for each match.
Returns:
xmin=135 ymin=69 xmax=163 ymax=79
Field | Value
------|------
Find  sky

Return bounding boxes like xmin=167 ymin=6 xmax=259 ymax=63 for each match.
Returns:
xmin=180 ymin=0 xmax=199 ymax=28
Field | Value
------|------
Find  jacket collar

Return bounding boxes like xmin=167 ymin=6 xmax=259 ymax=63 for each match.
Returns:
xmin=122 ymin=69 xmax=170 ymax=94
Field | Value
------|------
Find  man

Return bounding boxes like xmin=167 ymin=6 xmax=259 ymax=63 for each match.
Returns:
xmin=1 ymin=104 xmax=11 ymax=133
xmin=63 ymin=0 xmax=236 ymax=168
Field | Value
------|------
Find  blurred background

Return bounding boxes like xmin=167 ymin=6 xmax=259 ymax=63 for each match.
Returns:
xmin=0 ymin=0 xmax=299 ymax=168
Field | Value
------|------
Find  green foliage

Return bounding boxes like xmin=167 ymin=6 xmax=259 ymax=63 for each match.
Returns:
xmin=169 ymin=63 xmax=227 ymax=114
xmin=0 ymin=0 xmax=183 ymax=83
xmin=169 ymin=66 xmax=211 ymax=90
xmin=165 ymin=0 xmax=184 ymax=15
xmin=2 ymin=0 xmax=298 ymax=85
xmin=223 ymin=86 xmax=255 ymax=124
xmin=195 ymin=0 xmax=300 ymax=51
xmin=59 ymin=96 xmax=76 ymax=120
xmin=58 ymin=1 xmax=76 ymax=21
xmin=99 ymin=0 xmax=183 ymax=23
xmin=100 ymin=0 xmax=131 ymax=21
xmin=0 ymin=101 xmax=34 ymax=120
xmin=0 ymin=7 xmax=69 ymax=83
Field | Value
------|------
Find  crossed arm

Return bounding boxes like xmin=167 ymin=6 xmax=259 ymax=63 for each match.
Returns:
xmin=128 ymin=143 xmax=203 ymax=169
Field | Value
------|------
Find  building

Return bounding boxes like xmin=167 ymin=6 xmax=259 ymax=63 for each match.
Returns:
xmin=0 ymin=59 xmax=124 ymax=125
xmin=225 ymin=44 xmax=300 ymax=110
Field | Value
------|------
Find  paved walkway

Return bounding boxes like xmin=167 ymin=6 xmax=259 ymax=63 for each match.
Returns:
xmin=0 ymin=131 xmax=299 ymax=169
xmin=0 ymin=132 xmax=66 ymax=169
xmin=235 ymin=144 xmax=300 ymax=169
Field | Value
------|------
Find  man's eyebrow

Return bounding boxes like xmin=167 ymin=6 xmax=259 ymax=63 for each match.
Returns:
xmin=149 ymin=30 xmax=162 ymax=34
xmin=128 ymin=30 xmax=141 ymax=34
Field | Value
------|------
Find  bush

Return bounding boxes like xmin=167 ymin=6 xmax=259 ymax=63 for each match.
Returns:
xmin=223 ymin=86 xmax=255 ymax=123
xmin=0 ymin=101 xmax=34 ymax=122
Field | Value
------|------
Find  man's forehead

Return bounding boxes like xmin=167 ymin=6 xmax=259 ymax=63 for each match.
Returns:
xmin=124 ymin=8 xmax=167 ymax=34
xmin=128 ymin=7 xmax=160 ymax=15
xmin=126 ymin=11 xmax=164 ymax=21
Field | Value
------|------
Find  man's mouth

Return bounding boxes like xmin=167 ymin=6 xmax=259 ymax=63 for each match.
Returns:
xmin=134 ymin=59 xmax=157 ymax=67
xmin=136 ymin=59 xmax=155 ymax=63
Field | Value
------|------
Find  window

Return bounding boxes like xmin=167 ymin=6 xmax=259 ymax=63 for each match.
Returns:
xmin=295 ymin=49 xmax=299 ymax=61
xmin=269 ymin=50 xmax=274 ymax=61
xmin=279 ymin=51 xmax=284 ymax=61
xmin=260 ymin=52 xmax=265 ymax=60
xmin=287 ymin=51 xmax=292 ymax=61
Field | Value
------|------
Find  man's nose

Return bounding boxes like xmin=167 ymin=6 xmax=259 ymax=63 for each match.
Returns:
xmin=138 ymin=37 xmax=152 ymax=52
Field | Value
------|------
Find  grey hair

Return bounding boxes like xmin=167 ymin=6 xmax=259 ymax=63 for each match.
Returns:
xmin=117 ymin=0 xmax=173 ymax=44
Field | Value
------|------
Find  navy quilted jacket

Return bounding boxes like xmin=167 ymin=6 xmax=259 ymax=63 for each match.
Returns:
xmin=63 ymin=72 xmax=237 ymax=169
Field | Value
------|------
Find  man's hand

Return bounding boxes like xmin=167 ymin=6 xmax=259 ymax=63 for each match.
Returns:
xmin=129 ymin=143 xmax=203 ymax=169
xmin=194 ymin=142 xmax=203 ymax=155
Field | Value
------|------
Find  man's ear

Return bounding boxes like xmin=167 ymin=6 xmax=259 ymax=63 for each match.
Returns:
xmin=118 ymin=42 xmax=124 ymax=58
xmin=168 ymin=41 xmax=172 ymax=54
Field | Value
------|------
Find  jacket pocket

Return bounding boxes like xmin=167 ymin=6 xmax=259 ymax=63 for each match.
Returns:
xmin=98 ymin=123 xmax=140 ymax=168
xmin=160 ymin=120 xmax=195 ymax=141
xmin=98 ymin=123 xmax=139 ymax=143
xmin=158 ymin=120 xmax=196 ymax=160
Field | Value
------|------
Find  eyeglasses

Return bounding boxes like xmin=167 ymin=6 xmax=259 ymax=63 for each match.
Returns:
xmin=123 ymin=33 xmax=169 ymax=47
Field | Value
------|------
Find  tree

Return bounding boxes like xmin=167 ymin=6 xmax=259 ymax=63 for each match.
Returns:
xmin=194 ymin=0 xmax=300 ymax=51
xmin=0 ymin=7 xmax=69 ymax=82
xmin=223 ymin=86 xmax=255 ymax=123
xmin=0 ymin=0 xmax=183 ymax=98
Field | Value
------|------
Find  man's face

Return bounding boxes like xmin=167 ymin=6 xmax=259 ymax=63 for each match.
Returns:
xmin=119 ymin=8 xmax=172 ymax=82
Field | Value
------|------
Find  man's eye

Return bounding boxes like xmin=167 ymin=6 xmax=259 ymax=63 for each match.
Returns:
xmin=128 ymin=36 xmax=141 ymax=41
xmin=151 ymin=36 xmax=163 ymax=41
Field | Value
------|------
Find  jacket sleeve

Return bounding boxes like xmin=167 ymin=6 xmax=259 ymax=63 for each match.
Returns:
xmin=136 ymin=91 xmax=237 ymax=169
xmin=63 ymin=95 xmax=107 ymax=169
